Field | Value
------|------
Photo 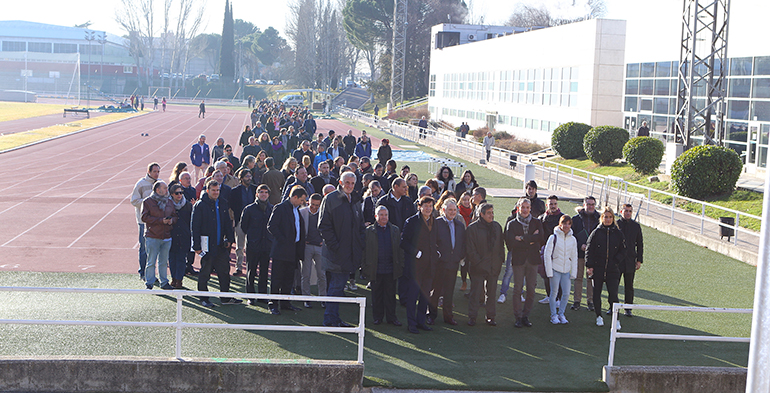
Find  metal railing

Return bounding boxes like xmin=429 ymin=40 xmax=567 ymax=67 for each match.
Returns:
xmin=0 ymin=287 xmax=367 ymax=364
xmin=607 ymin=303 xmax=752 ymax=367
xmin=336 ymin=107 xmax=761 ymax=258
xmin=393 ymin=97 xmax=429 ymax=111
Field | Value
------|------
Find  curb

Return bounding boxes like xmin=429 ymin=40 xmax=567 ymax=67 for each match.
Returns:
xmin=0 ymin=111 xmax=152 ymax=155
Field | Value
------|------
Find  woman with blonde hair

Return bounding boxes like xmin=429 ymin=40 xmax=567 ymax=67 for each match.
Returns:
xmin=169 ymin=162 xmax=188 ymax=186
xmin=585 ymin=207 xmax=626 ymax=329
xmin=281 ymin=157 xmax=298 ymax=179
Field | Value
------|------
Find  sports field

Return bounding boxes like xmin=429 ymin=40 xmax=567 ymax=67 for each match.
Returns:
xmin=0 ymin=104 xmax=755 ymax=391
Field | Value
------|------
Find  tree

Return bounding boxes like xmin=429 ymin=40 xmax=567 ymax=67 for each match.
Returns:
xmin=287 ymin=0 xmax=318 ymax=87
xmin=115 ymin=0 xmax=156 ymax=88
xmin=219 ymin=0 xmax=235 ymax=81
xmin=506 ymin=0 xmax=607 ymax=28
xmin=190 ymin=33 xmax=221 ymax=72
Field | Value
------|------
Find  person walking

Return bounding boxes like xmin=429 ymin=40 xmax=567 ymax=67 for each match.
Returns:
xmin=361 ymin=206 xmax=403 ymax=326
xmin=168 ymin=183 xmax=192 ymax=289
xmin=505 ymin=198 xmax=545 ymax=328
xmin=299 ymin=193 xmax=328 ymax=307
xmin=267 ymin=185 xmax=307 ymax=314
xmin=586 ymin=207 xmax=626 ymax=329
xmin=130 ymin=162 xmax=160 ymax=281
xmin=241 ymin=184 xmax=274 ymax=304
xmin=543 ymin=215 xmax=578 ymax=324
xmin=429 ymin=199 xmax=466 ymax=325
xmin=483 ymin=131 xmax=495 ymax=163
xmin=465 ymin=203 xmax=504 ymax=326
xmin=198 ymin=100 xmax=206 ymax=118
xmin=617 ymin=203 xmax=644 ymax=317
xmin=319 ymin=172 xmax=366 ymax=327
xmin=191 ymin=180 xmax=240 ymax=307
xmin=230 ymin=170 xmax=257 ymax=276
xmin=141 ymin=181 xmax=176 ymax=290
xmin=376 ymin=139 xmax=392 ymax=166
xmin=190 ymin=135 xmax=210 ymax=183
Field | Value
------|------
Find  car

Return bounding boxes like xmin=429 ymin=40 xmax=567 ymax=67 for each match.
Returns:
xmin=280 ymin=94 xmax=305 ymax=107
xmin=210 ymin=74 xmax=220 ymax=81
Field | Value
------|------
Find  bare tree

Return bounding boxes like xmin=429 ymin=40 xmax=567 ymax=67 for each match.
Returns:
xmin=115 ymin=0 xmax=156 ymax=89
xmin=506 ymin=0 xmax=607 ymax=28
xmin=286 ymin=0 xmax=318 ymax=87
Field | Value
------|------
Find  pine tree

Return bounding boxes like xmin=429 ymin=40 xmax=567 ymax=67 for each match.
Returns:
xmin=219 ymin=0 xmax=235 ymax=81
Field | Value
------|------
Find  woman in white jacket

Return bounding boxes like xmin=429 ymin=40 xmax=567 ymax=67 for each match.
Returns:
xmin=544 ymin=215 xmax=578 ymax=324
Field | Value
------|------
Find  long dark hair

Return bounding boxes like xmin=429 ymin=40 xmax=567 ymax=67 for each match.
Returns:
xmin=461 ymin=169 xmax=477 ymax=185
xmin=436 ymin=165 xmax=454 ymax=182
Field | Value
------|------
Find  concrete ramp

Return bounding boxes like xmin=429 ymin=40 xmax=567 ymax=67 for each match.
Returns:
xmin=0 ymin=356 xmax=364 ymax=393
xmin=333 ymin=87 xmax=370 ymax=109
xmin=603 ymin=365 xmax=746 ymax=393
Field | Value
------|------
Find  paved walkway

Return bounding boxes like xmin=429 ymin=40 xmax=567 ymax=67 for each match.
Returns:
xmin=736 ymin=174 xmax=766 ymax=193
xmin=0 ymin=112 xmax=107 ymax=135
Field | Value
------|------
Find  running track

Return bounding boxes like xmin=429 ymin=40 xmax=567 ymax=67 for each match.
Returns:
xmin=0 ymin=105 xmax=380 ymax=274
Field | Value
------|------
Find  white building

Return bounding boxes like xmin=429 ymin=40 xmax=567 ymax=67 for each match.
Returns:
xmin=428 ymin=19 xmax=626 ymax=145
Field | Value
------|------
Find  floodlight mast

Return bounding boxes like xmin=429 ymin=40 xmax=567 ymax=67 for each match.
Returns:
xmin=390 ymin=0 xmax=407 ymax=109
xmin=674 ymin=0 xmax=731 ymax=149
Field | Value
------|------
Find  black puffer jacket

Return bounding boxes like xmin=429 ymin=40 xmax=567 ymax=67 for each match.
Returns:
xmin=585 ymin=223 xmax=626 ymax=279
xmin=170 ymin=200 xmax=192 ymax=252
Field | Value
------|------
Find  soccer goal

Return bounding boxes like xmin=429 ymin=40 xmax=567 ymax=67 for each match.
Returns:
xmin=148 ymin=86 xmax=171 ymax=100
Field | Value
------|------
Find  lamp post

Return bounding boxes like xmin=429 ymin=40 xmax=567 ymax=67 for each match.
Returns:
xmin=84 ymin=30 xmax=96 ymax=109
xmin=97 ymin=33 xmax=106 ymax=95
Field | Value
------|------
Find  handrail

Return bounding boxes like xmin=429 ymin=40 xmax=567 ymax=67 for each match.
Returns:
xmin=393 ymin=97 xmax=428 ymax=111
xmin=607 ymin=303 xmax=752 ymax=367
xmin=0 ymin=287 xmax=367 ymax=364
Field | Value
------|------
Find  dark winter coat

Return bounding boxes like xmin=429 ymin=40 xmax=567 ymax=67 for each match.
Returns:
xmin=376 ymin=193 xmax=416 ymax=231
xmin=267 ymin=199 xmax=306 ymax=263
xmin=617 ymin=217 xmax=644 ymax=272
xmin=376 ymin=144 xmax=392 ymax=164
xmin=191 ymin=193 xmax=234 ymax=251
xmin=572 ymin=208 xmax=601 ymax=258
xmin=585 ymin=223 xmax=627 ymax=279
xmin=361 ymin=223 xmax=404 ymax=281
xmin=318 ymin=187 xmax=366 ymax=274
xmin=464 ymin=218 xmax=505 ymax=276
xmin=170 ymin=200 xmax=192 ymax=252
xmin=400 ymin=213 xmax=439 ymax=280
xmin=230 ymin=184 xmax=257 ymax=225
xmin=343 ymin=135 xmax=357 ymax=155
xmin=505 ymin=216 xmax=545 ymax=266
xmin=240 ymin=200 xmax=274 ymax=254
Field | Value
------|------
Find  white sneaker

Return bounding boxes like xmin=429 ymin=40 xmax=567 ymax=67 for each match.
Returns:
xmin=596 ymin=316 xmax=604 ymax=327
xmin=550 ymin=315 xmax=560 ymax=325
xmin=538 ymin=297 xmax=550 ymax=304
xmin=497 ymin=294 xmax=506 ymax=304
xmin=558 ymin=314 xmax=569 ymax=324
xmin=616 ymin=320 xmax=621 ymax=330
xmin=521 ymin=295 xmax=526 ymax=302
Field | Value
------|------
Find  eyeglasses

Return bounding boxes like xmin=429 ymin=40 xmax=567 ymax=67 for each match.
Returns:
xmin=173 ymin=192 xmax=184 ymax=195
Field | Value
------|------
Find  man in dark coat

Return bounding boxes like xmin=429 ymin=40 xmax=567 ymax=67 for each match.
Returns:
xmin=266 ymin=185 xmax=308 ymax=314
xmin=303 ymin=114 xmax=317 ymax=136
xmin=571 ymin=196 xmax=600 ymax=311
xmin=319 ymin=172 xmax=366 ymax=327
xmin=241 ymin=184 xmax=274 ymax=303
xmin=525 ymin=180 xmax=547 ymax=219
xmin=261 ymin=157 xmax=286 ymax=206
xmin=506 ymin=198 xmax=545 ymax=328
xmin=343 ymin=130 xmax=357 ymax=157
xmin=361 ymin=206 xmax=404 ymax=326
xmin=465 ymin=203 xmax=505 ymax=326
xmin=191 ymin=180 xmax=238 ymax=307
xmin=400 ymin=196 xmax=439 ymax=333
xmin=292 ymin=140 xmax=315 ymax=165
xmin=230 ymin=170 xmax=257 ymax=276
xmin=429 ymin=199 xmax=466 ymax=325
xmin=240 ymin=136 xmax=261 ymax=165
xmin=310 ymin=161 xmax=336 ymax=196
xmin=617 ymin=203 xmax=644 ymax=317
xmin=282 ymin=166 xmax=315 ymax=201
xmin=376 ymin=178 xmax=416 ymax=306
xmin=637 ymin=121 xmax=650 ymax=137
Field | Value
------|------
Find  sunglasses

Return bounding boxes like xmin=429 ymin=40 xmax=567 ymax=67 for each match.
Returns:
xmin=173 ymin=191 xmax=184 ymax=195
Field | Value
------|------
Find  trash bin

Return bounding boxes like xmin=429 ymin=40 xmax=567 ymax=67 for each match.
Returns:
xmin=719 ymin=217 xmax=735 ymax=240
xmin=509 ymin=154 xmax=518 ymax=169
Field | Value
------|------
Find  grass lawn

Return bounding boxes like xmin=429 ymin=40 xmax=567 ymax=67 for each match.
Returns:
xmin=0 ymin=112 xmax=144 ymax=152
xmin=0 ymin=102 xmax=72 ymax=122
xmin=547 ymin=157 xmax=763 ymax=232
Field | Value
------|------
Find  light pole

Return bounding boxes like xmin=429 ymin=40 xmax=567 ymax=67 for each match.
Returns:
xmin=97 ymin=33 xmax=106 ymax=95
xmin=84 ymin=30 xmax=96 ymax=109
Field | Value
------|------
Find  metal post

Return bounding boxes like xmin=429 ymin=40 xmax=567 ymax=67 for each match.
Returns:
xmin=734 ymin=213 xmax=739 ymax=246
xmin=357 ymin=298 xmax=366 ymax=364
xmin=671 ymin=196 xmax=677 ymax=225
xmin=607 ymin=302 xmax=620 ymax=367
xmin=176 ymin=294 xmax=183 ymax=359
xmin=746 ymin=166 xmax=770 ymax=392
xmin=701 ymin=204 xmax=705 ymax=234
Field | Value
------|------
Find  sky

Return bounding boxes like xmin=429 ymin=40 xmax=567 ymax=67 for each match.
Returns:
xmin=2 ymin=0 xmax=645 ymax=38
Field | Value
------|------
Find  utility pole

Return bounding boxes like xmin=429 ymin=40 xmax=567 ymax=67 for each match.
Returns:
xmin=84 ymin=30 xmax=96 ymax=109
xmin=390 ymin=0 xmax=407 ymax=109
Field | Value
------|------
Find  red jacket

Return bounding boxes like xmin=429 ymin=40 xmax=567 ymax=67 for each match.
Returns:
xmin=142 ymin=197 xmax=177 ymax=239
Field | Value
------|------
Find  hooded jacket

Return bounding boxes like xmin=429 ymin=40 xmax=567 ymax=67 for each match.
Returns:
xmin=585 ymin=223 xmax=627 ymax=278
xmin=544 ymin=227 xmax=578 ymax=279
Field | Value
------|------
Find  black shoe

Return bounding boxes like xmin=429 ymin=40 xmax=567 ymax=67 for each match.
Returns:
xmin=467 ymin=318 xmax=476 ymax=326
xmin=146 ymin=284 xmax=153 ymax=290
xmin=390 ymin=319 xmax=403 ymax=327
xmin=339 ymin=321 xmax=354 ymax=328
xmin=320 ymin=302 xmax=326 ymax=308
xmin=522 ymin=317 xmax=533 ymax=327
xmin=373 ymin=319 xmax=382 ymax=325
xmin=186 ymin=269 xmax=199 ymax=276
xmin=417 ymin=324 xmax=433 ymax=331
xmin=587 ymin=303 xmax=595 ymax=312
xmin=606 ymin=309 xmax=612 ymax=315
xmin=281 ymin=305 xmax=302 ymax=311
xmin=514 ymin=318 xmax=523 ymax=328
xmin=486 ymin=318 xmax=497 ymax=326
xmin=426 ymin=316 xmax=435 ymax=325
xmin=570 ymin=302 xmax=581 ymax=311
xmin=222 ymin=298 xmax=243 ymax=305
xmin=444 ymin=318 xmax=458 ymax=326
xmin=161 ymin=283 xmax=174 ymax=290
xmin=270 ymin=309 xmax=281 ymax=315
xmin=625 ymin=309 xmax=633 ymax=317
xmin=408 ymin=325 xmax=419 ymax=334
xmin=201 ymin=300 xmax=216 ymax=308
xmin=304 ymin=301 xmax=313 ymax=308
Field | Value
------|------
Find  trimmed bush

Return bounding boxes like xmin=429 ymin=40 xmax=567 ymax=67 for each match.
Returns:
xmin=623 ymin=137 xmax=665 ymax=174
xmin=551 ymin=122 xmax=591 ymax=159
xmin=671 ymin=145 xmax=743 ymax=199
xmin=583 ymin=126 xmax=629 ymax=165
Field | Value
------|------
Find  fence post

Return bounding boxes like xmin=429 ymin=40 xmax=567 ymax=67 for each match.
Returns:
xmin=734 ymin=213 xmax=740 ymax=246
xmin=357 ymin=298 xmax=366 ymax=364
xmin=701 ymin=204 xmax=705 ymax=235
xmin=175 ymin=293 xmax=183 ymax=359
xmin=671 ymin=196 xmax=676 ymax=225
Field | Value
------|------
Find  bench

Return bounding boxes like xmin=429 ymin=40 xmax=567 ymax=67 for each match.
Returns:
xmin=63 ymin=108 xmax=90 ymax=119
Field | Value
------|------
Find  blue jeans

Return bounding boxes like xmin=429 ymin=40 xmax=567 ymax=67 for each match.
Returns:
xmin=138 ymin=223 xmax=147 ymax=278
xmin=499 ymin=250 xmax=513 ymax=296
xmin=324 ymin=272 xmax=349 ymax=326
xmin=145 ymin=238 xmax=171 ymax=287
xmin=168 ymin=248 xmax=187 ymax=281
xmin=549 ymin=271 xmax=571 ymax=317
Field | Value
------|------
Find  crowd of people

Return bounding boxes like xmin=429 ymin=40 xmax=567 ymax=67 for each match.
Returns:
xmin=130 ymin=99 xmax=644 ymax=332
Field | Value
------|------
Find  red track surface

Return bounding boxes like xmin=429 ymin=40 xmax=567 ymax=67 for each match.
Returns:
xmin=0 ymin=112 xmax=107 ymax=135
xmin=0 ymin=106 xmax=374 ymax=274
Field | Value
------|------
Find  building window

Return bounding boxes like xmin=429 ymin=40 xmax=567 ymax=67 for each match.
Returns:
xmin=728 ymin=100 xmax=750 ymax=120
xmin=655 ymin=62 xmax=672 ymax=77
xmin=755 ymin=56 xmax=770 ymax=76
xmin=752 ymin=78 xmax=770 ymax=98
xmin=729 ymin=79 xmax=751 ymax=98
xmin=123 ymin=66 xmax=133 ymax=74
xmin=640 ymin=99 xmax=653 ymax=111
xmin=641 ymin=62 xmax=655 ymax=78
xmin=640 ymin=80 xmax=654 ymax=95
xmin=54 ymin=43 xmax=78 ymax=53
xmin=730 ymin=57 xmax=752 ymax=76
xmin=655 ymin=79 xmax=670 ymax=96
xmin=653 ymin=97 xmax=669 ymax=114
xmin=624 ymin=96 xmax=637 ymax=111
xmin=2 ymin=41 xmax=26 ymax=51
xmin=28 ymin=42 xmax=51 ymax=53
xmin=429 ymin=74 xmax=436 ymax=97
xmin=627 ymin=63 xmax=640 ymax=78
xmin=751 ymin=101 xmax=770 ymax=122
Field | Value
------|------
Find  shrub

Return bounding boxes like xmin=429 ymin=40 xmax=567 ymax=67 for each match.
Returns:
xmin=670 ymin=145 xmax=743 ymax=199
xmin=551 ymin=122 xmax=591 ymax=159
xmin=623 ymin=137 xmax=665 ymax=174
xmin=583 ymin=126 xmax=629 ymax=165
xmin=385 ymin=107 xmax=429 ymax=123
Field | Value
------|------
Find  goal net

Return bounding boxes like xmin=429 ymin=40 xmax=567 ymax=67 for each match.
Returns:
xmin=148 ymin=86 xmax=171 ymax=100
